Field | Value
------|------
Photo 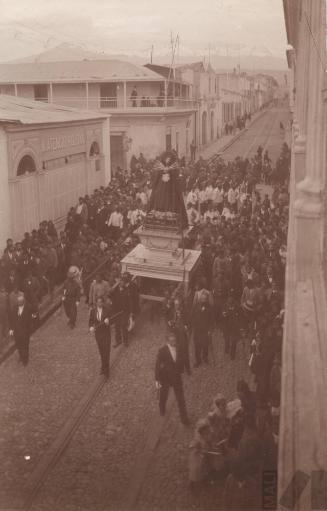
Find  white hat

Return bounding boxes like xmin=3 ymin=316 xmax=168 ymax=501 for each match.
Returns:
xmin=226 ymin=399 xmax=242 ymax=419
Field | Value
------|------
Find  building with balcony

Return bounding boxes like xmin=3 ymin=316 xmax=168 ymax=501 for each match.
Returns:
xmin=0 ymin=94 xmax=110 ymax=245
xmin=0 ymin=58 xmax=196 ymax=174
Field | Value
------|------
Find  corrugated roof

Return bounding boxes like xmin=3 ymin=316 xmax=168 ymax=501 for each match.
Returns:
xmin=0 ymin=60 xmax=163 ymax=84
xmin=0 ymin=94 xmax=109 ymax=125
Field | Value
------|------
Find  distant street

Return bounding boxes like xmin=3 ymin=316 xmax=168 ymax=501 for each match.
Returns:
xmin=222 ymin=106 xmax=290 ymax=162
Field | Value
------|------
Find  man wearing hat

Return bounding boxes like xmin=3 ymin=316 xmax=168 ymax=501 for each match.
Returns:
xmin=155 ymin=331 xmax=190 ymax=426
xmin=62 ymin=267 xmax=81 ymax=329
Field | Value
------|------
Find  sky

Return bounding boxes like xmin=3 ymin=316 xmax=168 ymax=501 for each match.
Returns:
xmin=0 ymin=0 xmax=287 ymax=61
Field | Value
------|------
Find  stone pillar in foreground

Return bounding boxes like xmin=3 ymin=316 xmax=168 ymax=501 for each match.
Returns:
xmin=279 ymin=1 xmax=327 ymax=510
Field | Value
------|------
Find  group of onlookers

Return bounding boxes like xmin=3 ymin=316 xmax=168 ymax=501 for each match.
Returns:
xmin=0 ymin=166 xmax=152 ymax=346
xmin=155 ymin=143 xmax=289 ymax=508
xmin=224 ymin=111 xmax=252 ymax=136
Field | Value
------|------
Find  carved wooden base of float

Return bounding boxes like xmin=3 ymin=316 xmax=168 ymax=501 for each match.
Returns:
xmin=121 ymin=242 xmax=201 ymax=297
xmin=135 ymin=225 xmax=192 ymax=253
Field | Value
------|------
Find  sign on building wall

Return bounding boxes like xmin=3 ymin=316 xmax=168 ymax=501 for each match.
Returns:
xmin=40 ymin=127 xmax=86 ymax=158
xmin=41 ymin=132 xmax=85 ymax=153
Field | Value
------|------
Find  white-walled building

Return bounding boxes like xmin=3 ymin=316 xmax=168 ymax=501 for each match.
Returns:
xmin=0 ymin=95 xmax=110 ymax=245
xmin=253 ymin=73 xmax=279 ymax=110
xmin=218 ymin=71 xmax=255 ymax=129
xmin=175 ymin=62 xmax=220 ymax=150
xmin=0 ymin=59 xmax=196 ymax=173
xmin=218 ymin=71 xmax=278 ymax=130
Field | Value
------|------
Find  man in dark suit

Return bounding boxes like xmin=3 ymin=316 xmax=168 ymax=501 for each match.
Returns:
xmin=221 ymin=292 xmax=241 ymax=360
xmin=166 ymin=298 xmax=191 ymax=376
xmin=23 ymin=270 xmax=41 ymax=312
xmin=155 ymin=331 xmax=190 ymax=425
xmin=123 ymin=272 xmax=140 ymax=317
xmin=89 ymin=297 xmax=112 ymax=379
xmin=62 ymin=268 xmax=81 ymax=328
xmin=191 ymin=293 xmax=214 ymax=367
xmin=9 ymin=293 xmax=34 ymax=366
xmin=111 ymin=278 xmax=130 ymax=347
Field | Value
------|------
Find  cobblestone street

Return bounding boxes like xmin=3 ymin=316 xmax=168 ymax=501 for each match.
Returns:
xmin=0 ymin=107 xmax=288 ymax=511
xmin=0 ymin=296 xmax=252 ymax=511
xmin=134 ymin=332 xmax=251 ymax=511
xmin=0 ymin=301 xmax=102 ymax=510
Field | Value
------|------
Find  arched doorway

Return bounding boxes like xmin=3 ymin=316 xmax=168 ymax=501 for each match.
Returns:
xmin=11 ymin=153 xmax=38 ymax=238
xmin=210 ymin=111 xmax=215 ymax=141
xmin=202 ymin=111 xmax=207 ymax=146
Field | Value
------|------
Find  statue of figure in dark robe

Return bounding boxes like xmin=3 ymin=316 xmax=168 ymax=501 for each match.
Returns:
xmin=147 ymin=151 xmax=188 ymax=230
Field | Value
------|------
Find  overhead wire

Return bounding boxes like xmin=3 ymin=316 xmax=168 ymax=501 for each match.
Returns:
xmin=303 ymin=11 xmax=326 ymax=72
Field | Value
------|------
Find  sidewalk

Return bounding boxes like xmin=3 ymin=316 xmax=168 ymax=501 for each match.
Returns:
xmin=198 ymin=109 xmax=267 ymax=161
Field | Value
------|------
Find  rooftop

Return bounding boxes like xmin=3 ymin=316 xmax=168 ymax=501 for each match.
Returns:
xmin=0 ymin=59 xmax=163 ymax=85
xmin=176 ymin=62 xmax=215 ymax=73
xmin=0 ymin=94 xmax=109 ymax=125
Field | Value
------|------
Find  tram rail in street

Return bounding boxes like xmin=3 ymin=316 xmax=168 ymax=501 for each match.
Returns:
xmin=207 ymin=107 xmax=281 ymax=165
xmin=22 ymin=331 xmax=127 ymax=511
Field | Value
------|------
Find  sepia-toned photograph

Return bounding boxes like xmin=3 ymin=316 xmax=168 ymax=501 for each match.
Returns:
xmin=0 ymin=0 xmax=325 ymax=510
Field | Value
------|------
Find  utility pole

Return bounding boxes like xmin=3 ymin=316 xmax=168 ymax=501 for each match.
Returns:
xmin=150 ymin=45 xmax=154 ymax=64
xmin=167 ymin=33 xmax=179 ymax=102
xmin=170 ymin=31 xmax=174 ymax=59
xmin=177 ymin=35 xmax=180 ymax=65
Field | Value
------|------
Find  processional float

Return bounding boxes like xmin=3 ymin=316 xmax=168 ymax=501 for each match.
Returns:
xmin=121 ymin=151 xmax=201 ymax=301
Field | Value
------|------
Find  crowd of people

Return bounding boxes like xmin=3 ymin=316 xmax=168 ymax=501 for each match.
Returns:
xmin=224 ymin=111 xmax=252 ymax=136
xmin=0 ymin=167 xmax=153 ymax=360
xmin=1 ymin=131 xmax=290 ymax=506
xmin=153 ymin=143 xmax=290 ymax=509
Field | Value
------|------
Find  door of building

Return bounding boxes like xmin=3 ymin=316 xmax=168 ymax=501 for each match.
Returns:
xmin=166 ymin=133 xmax=172 ymax=151
xmin=202 ymin=111 xmax=207 ymax=145
xmin=166 ymin=133 xmax=171 ymax=151
xmin=176 ymin=131 xmax=179 ymax=156
xmin=210 ymin=111 xmax=215 ymax=141
xmin=110 ymin=135 xmax=124 ymax=175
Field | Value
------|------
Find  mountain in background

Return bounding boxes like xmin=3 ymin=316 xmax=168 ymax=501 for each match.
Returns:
xmin=8 ymin=44 xmax=110 ymax=63
xmin=2 ymin=42 xmax=287 ymax=70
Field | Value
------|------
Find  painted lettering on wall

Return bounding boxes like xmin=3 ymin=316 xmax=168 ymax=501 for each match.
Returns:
xmin=42 ymin=133 xmax=85 ymax=152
